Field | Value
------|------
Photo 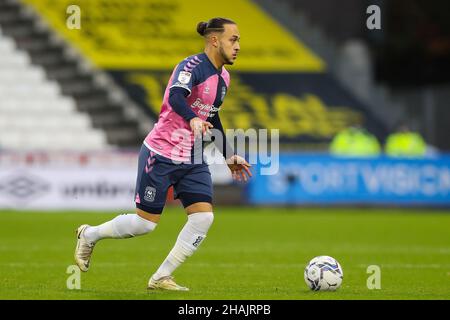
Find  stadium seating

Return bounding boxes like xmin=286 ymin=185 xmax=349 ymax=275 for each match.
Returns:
xmin=0 ymin=0 xmax=149 ymax=150
xmin=0 ymin=27 xmax=108 ymax=150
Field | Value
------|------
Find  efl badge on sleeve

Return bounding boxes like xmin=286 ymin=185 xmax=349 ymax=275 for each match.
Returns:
xmin=178 ymin=71 xmax=192 ymax=85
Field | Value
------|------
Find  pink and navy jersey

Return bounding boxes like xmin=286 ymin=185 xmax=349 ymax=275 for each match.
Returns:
xmin=144 ymin=53 xmax=230 ymax=162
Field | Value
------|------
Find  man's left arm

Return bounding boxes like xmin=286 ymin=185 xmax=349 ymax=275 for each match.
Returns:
xmin=209 ymin=113 xmax=252 ymax=182
xmin=209 ymin=113 xmax=235 ymax=160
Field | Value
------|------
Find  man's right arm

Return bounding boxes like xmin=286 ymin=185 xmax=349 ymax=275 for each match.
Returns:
xmin=169 ymin=87 xmax=212 ymax=138
xmin=168 ymin=87 xmax=197 ymax=122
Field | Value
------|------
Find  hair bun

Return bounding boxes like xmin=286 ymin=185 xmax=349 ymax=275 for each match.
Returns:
xmin=196 ymin=21 xmax=208 ymax=36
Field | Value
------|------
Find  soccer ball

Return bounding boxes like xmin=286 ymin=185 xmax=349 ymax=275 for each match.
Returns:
xmin=304 ymin=255 xmax=343 ymax=291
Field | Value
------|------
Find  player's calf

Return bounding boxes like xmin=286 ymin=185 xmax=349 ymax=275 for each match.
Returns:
xmin=151 ymin=211 xmax=214 ymax=281
xmin=74 ymin=213 xmax=157 ymax=272
xmin=83 ymin=213 xmax=157 ymax=243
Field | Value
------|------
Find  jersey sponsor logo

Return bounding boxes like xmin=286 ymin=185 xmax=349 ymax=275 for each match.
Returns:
xmin=209 ymin=105 xmax=221 ymax=113
xmin=144 ymin=186 xmax=156 ymax=202
xmin=191 ymin=98 xmax=221 ymax=117
xmin=191 ymin=98 xmax=220 ymax=111
xmin=204 ymin=86 xmax=210 ymax=94
xmin=178 ymin=71 xmax=192 ymax=84
xmin=191 ymin=98 xmax=213 ymax=111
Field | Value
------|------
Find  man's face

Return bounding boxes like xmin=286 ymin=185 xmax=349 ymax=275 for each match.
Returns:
xmin=217 ymin=24 xmax=240 ymax=65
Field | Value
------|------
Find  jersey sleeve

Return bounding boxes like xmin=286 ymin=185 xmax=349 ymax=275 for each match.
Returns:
xmin=209 ymin=112 xmax=235 ymax=159
xmin=169 ymin=58 xmax=201 ymax=94
xmin=169 ymin=87 xmax=198 ymax=122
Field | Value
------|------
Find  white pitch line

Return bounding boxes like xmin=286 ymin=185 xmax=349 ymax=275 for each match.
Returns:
xmin=1 ymin=262 xmax=449 ymax=270
xmin=357 ymin=263 xmax=450 ymax=269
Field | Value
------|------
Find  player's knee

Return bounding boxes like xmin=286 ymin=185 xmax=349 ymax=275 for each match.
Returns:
xmin=178 ymin=212 xmax=214 ymax=254
xmin=188 ymin=211 xmax=214 ymax=232
xmin=134 ymin=214 xmax=157 ymax=234
xmin=110 ymin=213 xmax=157 ymax=239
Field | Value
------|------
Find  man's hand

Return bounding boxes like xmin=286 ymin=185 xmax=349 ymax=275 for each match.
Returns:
xmin=226 ymin=155 xmax=252 ymax=182
xmin=190 ymin=117 xmax=213 ymax=139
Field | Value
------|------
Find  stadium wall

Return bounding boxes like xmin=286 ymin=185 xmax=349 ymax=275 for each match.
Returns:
xmin=0 ymin=151 xmax=232 ymax=210
xmin=249 ymin=153 xmax=450 ymax=207
xmin=1 ymin=152 xmax=449 ymax=210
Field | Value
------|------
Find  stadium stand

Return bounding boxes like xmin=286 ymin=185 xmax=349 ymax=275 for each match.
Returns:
xmin=257 ymin=0 xmax=450 ymax=151
xmin=3 ymin=1 xmax=441 ymax=154
xmin=0 ymin=26 xmax=107 ymax=150
xmin=0 ymin=0 xmax=150 ymax=150
xmin=255 ymin=0 xmax=403 ymax=132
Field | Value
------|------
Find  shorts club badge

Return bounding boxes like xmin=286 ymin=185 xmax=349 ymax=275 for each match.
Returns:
xmin=144 ymin=186 xmax=156 ymax=202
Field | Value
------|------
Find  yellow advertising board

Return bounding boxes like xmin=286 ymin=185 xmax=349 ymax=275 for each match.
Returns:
xmin=23 ymin=0 xmax=325 ymax=72
xmin=111 ymin=71 xmax=364 ymax=141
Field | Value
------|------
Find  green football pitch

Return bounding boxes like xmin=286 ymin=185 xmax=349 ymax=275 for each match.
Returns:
xmin=0 ymin=207 xmax=449 ymax=300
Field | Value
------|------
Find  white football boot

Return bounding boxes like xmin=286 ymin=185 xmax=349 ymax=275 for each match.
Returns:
xmin=74 ymin=224 xmax=95 ymax=272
